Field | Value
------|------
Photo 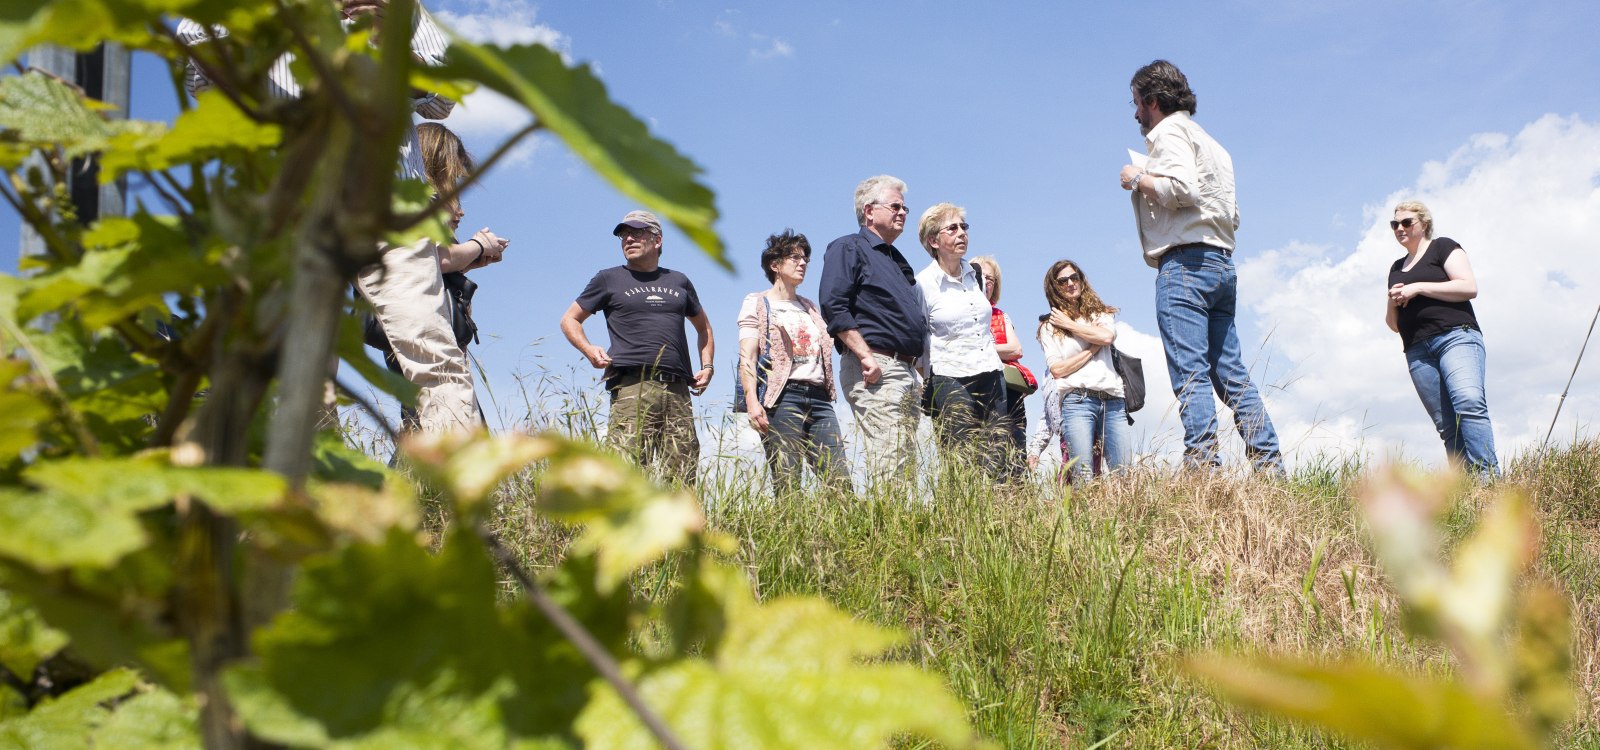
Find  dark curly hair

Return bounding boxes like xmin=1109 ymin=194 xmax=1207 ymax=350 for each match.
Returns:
xmin=1131 ymin=59 xmax=1197 ymax=116
xmin=760 ymin=229 xmax=811 ymax=283
xmin=1039 ymin=260 xmax=1117 ymax=344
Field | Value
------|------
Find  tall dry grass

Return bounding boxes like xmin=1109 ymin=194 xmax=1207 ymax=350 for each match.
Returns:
xmin=355 ymin=373 xmax=1600 ymax=748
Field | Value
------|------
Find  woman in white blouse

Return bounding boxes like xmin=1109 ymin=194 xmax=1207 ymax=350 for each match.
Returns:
xmin=1038 ymin=260 xmax=1130 ymax=481
xmin=914 ymin=204 xmax=1007 ymax=478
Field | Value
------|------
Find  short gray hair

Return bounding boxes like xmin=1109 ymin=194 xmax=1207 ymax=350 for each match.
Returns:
xmin=853 ymin=175 xmax=907 ymax=226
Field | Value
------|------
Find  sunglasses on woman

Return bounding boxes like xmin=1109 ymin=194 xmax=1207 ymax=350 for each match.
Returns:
xmin=1389 ymin=218 xmax=1421 ymax=230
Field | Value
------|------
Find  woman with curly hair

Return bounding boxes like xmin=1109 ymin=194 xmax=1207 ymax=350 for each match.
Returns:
xmin=1038 ymin=260 xmax=1130 ymax=481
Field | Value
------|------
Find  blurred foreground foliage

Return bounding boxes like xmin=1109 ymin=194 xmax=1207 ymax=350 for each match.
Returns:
xmin=1189 ymin=468 xmax=1576 ymax=749
xmin=0 ymin=2 xmax=983 ymax=748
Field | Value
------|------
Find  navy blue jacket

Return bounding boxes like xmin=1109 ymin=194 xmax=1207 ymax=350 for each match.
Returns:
xmin=818 ymin=227 xmax=927 ymax=358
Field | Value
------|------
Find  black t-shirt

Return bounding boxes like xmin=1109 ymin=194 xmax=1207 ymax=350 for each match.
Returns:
xmin=1388 ymin=237 xmax=1479 ymax=351
xmin=575 ymin=265 xmax=703 ymax=378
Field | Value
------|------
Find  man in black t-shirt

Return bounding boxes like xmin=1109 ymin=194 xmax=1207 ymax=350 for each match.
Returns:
xmin=560 ymin=210 xmax=714 ymax=485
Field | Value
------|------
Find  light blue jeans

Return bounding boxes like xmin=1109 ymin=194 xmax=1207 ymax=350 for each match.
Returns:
xmin=1155 ymin=245 xmax=1283 ymax=472
xmin=1406 ymin=326 xmax=1499 ymax=478
xmin=1059 ymin=391 xmax=1131 ymax=482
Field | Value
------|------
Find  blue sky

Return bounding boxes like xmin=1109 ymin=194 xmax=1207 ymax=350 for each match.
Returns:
xmin=6 ymin=0 xmax=1599 ymax=471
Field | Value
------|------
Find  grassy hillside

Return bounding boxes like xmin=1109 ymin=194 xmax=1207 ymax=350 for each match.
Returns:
xmin=468 ymin=428 xmax=1599 ymax=749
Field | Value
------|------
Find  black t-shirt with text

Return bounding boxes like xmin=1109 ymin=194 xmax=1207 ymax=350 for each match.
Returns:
xmin=1387 ymin=237 xmax=1479 ymax=351
xmin=576 ymin=265 xmax=703 ymax=378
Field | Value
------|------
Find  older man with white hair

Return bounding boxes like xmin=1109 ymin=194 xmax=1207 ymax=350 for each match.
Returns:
xmin=818 ymin=175 xmax=927 ymax=490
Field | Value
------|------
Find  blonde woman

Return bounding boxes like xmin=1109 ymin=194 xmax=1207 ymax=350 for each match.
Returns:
xmin=970 ymin=255 xmax=1035 ymax=477
xmin=1385 ymin=200 xmax=1498 ymax=478
xmin=915 ymin=203 xmax=1007 ymax=478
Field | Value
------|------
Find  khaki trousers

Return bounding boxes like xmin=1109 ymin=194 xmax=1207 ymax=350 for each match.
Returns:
xmin=839 ymin=351 xmax=922 ymax=490
xmin=355 ymin=237 xmax=481 ymax=431
xmin=607 ymin=378 xmax=700 ymax=486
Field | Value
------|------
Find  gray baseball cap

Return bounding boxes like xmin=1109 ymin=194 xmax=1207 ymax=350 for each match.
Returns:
xmin=612 ymin=210 xmax=662 ymax=237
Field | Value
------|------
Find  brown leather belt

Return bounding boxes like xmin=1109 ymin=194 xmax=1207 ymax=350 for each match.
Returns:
xmin=868 ymin=348 xmax=918 ymax=365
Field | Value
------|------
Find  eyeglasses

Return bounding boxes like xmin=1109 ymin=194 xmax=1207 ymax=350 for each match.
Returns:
xmin=941 ymin=222 xmax=969 ymax=234
xmin=619 ymin=228 xmax=657 ymax=241
xmin=783 ymin=252 xmax=808 ymax=262
xmin=1054 ymin=273 xmax=1081 ymax=286
xmin=1389 ymin=218 xmax=1421 ymax=230
xmin=871 ymin=202 xmax=908 ymax=215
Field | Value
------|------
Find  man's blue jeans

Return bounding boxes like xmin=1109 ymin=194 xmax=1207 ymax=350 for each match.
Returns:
xmin=1155 ymin=245 xmax=1283 ymax=471
xmin=1405 ymin=326 xmax=1499 ymax=478
xmin=1059 ymin=392 xmax=1131 ymax=482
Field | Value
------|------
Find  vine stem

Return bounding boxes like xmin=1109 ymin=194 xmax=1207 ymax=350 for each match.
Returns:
xmin=477 ymin=527 xmax=690 ymax=750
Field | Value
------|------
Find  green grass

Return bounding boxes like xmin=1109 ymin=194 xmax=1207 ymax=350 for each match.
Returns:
xmin=383 ymin=384 xmax=1600 ymax=748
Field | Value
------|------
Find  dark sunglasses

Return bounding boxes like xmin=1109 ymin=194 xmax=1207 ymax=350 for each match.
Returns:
xmin=1389 ymin=218 xmax=1421 ymax=230
xmin=941 ymin=222 xmax=969 ymax=234
xmin=1054 ymin=273 xmax=1081 ymax=285
xmin=872 ymin=202 xmax=908 ymax=214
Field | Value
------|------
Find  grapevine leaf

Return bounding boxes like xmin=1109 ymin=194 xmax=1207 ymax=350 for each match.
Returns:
xmin=0 ymin=683 xmax=23 ymax=722
xmin=100 ymin=90 xmax=279 ymax=177
xmin=26 ymin=320 xmax=164 ymax=453
xmin=0 ymin=489 xmax=147 ymax=570
xmin=432 ymin=41 xmax=725 ymax=267
xmin=234 ymin=528 xmax=593 ymax=745
xmin=532 ymin=439 xmax=705 ymax=593
xmin=577 ymin=584 xmax=981 ymax=750
xmin=1186 ymin=655 xmax=1539 ymax=750
xmin=23 ymin=455 xmax=286 ymax=515
xmin=88 ymin=688 xmax=200 ymax=749
xmin=0 ymin=71 xmax=164 ymax=162
xmin=0 ymin=360 xmax=50 ymax=467
xmin=19 ymin=213 xmax=220 ymax=329
xmin=0 ymin=563 xmax=190 ymax=693
xmin=0 ymin=667 xmax=139 ymax=748
xmin=0 ymin=589 xmax=68 ymax=678
xmin=403 ymin=431 xmax=555 ymax=510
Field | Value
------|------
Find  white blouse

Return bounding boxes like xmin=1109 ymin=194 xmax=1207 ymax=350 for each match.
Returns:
xmin=915 ymin=261 xmax=1002 ymax=378
xmin=1038 ymin=312 xmax=1124 ymax=396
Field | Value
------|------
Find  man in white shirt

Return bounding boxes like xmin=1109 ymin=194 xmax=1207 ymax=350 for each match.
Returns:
xmin=1118 ymin=60 xmax=1283 ymax=474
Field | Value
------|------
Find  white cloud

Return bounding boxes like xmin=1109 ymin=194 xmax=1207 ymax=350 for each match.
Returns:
xmin=711 ymin=11 xmax=796 ymax=61
xmin=748 ymin=35 xmax=794 ymax=61
xmin=433 ymin=1 xmax=568 ymax=146
xmin=1242 ymin=114 xmax=1600 ymax=468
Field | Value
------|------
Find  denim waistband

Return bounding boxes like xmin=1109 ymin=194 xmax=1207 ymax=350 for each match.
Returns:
xmin=1162 ymin=242 xmax=1232 ymax=259
xmin=781 ymin=381 xmax=830 ymax=398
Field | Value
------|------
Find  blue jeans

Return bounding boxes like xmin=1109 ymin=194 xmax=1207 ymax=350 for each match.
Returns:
xmin=763 ymin=382 xmax=850 ymax=495
xmin=1155 ymin=245 xmax=1283 ymax=472
xmin=1059 ymin=392 xmax=1131 ymax=482
xmin=1406 ymin=326 xmax=1499 ymax=478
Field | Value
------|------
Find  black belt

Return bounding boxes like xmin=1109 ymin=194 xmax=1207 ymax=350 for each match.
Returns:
xmin=607 ymin=366 xmax=687 ymax=387
xmin=1063 ymin=387 xmax=1119 ymax=400
xmin=782 ymin=381 xmax=830 ymax=397
xmin=867 ymin=348 xmax=918 ymax=365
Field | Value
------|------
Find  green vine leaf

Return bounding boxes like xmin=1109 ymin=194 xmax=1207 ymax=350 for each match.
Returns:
xmin=100 ymin=89 xmax=280 ymax=177
xmin=0 ymin=360 xmax=50 ymax=468
xmin=534 ymin=440 xmax=704 ymax=593
xmin=87 ymin=688 xmax=200 ymax=749
xmin=0 ymin=667 xmax=139 ymax=747
xmin=1187 ymin=655 xmax=1538 ymax=750
xmin=232 ymin=528 xmax=591 ymax=746
xmin=24 ymin=455 xmax=287 ymax=515
xmin=0 ymin=488 xmax=148 ymax=570
xmin=432 ymin=40 xmax=725 ymax=267
xmin=578 ymin=574 xmax=983 ymax=750
xmin=0 ymin=71 xmax=164 ymax=162
xmin=0 ymin=589 xmax=68 ymax=679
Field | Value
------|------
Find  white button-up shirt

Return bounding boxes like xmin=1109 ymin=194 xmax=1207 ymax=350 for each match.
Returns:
xmin=1131 ymin=110 xmax=1239 ymax=268
xmin=916 ymin=261 xmax=1002 ymax=378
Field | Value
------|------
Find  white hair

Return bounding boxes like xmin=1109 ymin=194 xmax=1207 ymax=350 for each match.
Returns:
xmin=853 ymin=175 xmax=907 ymax=226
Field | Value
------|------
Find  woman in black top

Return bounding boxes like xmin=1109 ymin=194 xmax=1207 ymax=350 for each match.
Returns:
xmin=1384 ymin=200 xmax=1498 ymax=478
